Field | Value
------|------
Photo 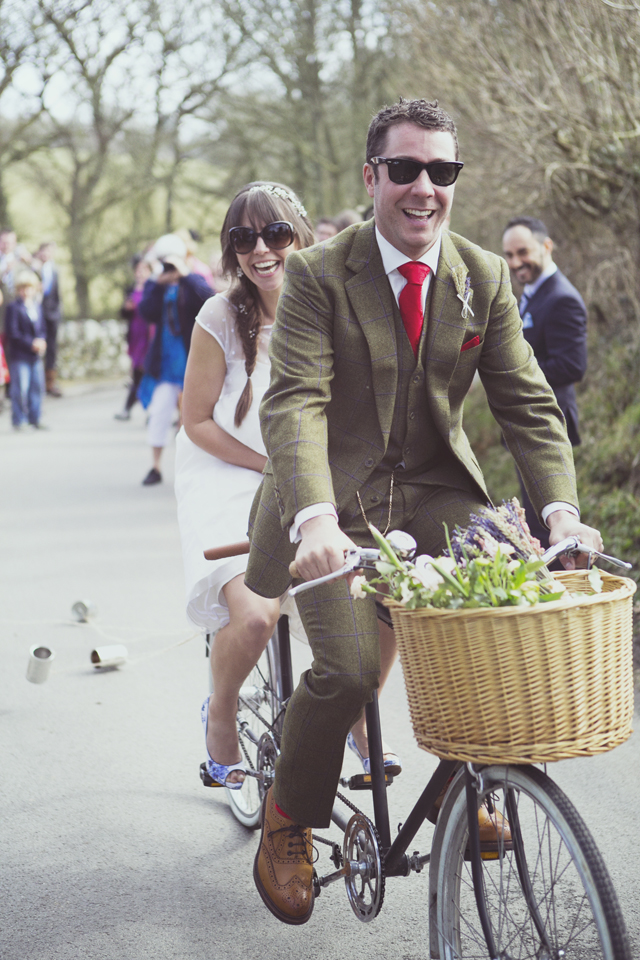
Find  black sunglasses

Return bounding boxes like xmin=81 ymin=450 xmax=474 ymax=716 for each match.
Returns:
xmin=228 ymin=220 xmax=295 ymax=255
xmin=369 ymin=157 xmax=464 ymax=187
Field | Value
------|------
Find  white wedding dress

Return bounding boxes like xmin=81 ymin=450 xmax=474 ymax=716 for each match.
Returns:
xmin=175 ymin=294 xmax=300 ymax=635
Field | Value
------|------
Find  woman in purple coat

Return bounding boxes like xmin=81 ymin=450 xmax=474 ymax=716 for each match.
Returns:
xmin=114 ymin=257 xmax=154 ymax=420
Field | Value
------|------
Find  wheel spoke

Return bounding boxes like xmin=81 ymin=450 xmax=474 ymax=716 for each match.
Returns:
xmin=435 ymin=766 xmax=630 ymax=960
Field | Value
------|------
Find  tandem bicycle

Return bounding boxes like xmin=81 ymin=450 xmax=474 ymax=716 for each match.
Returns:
xmin=201 ymin=534 xmax=635 ymax=959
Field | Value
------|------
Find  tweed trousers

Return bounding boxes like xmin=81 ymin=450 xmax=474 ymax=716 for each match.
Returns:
xmin=272 ymin=475 xmax=487 ymax=827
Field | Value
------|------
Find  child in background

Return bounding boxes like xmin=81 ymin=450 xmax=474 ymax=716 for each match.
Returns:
xmin=5 ymin=272 xmax=47 ymax=430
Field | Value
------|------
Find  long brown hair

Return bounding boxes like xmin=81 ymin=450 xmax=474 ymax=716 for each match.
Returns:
xmin=220 ymin=182 xmax=314 ymax=427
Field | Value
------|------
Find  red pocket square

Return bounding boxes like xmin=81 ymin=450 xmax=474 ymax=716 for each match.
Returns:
xmin=461 ymin=335 xmax=480 ymax=352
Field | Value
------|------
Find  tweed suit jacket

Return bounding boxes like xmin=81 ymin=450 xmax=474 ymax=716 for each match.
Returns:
xmin=246 ymin=220 xmax=578 ymax=598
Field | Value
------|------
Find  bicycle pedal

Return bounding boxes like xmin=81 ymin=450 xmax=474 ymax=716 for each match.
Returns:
xmin=199 ymin=762 xmax=224 ymax=789
xmin=346 ymin=772 xmax=394 ymax=791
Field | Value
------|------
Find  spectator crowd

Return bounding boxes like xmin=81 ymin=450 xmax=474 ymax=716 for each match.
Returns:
xmin=0 ymin=229 xmax=64 ymax=429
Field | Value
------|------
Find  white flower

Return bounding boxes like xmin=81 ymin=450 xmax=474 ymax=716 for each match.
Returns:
xmin=507 ymin=559 xmax=520 ymax=572
xmin=412 ymin=556 xmax=443 ymax=591
xmin=350 ymin=575 xmax=368 ymax=600
xmin=478 ymin=533 xmax=500 ymax=558
xmin=496 ymin=541 xmax=515 ymax=556
xmin=398 ymin=579 xmax=415 ymax=605
xmin=437 ymin=556 xmax=459 ymax=574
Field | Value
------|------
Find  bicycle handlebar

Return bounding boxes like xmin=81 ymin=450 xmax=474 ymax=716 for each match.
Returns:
xmin=288 ymin=535 xmax=632 ymax=597
xmin=204 ymin=535 xmax=631 ymax=592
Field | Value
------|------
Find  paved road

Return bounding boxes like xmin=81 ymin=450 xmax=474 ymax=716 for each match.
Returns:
xmin=1 ymin=384 xmax=638 ymax=959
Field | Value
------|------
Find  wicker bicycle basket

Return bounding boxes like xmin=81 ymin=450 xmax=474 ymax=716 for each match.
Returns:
xmin=387 ymin=569 xmax=636 ymax=764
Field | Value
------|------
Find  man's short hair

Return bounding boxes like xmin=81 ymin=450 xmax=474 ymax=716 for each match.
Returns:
xmin=366 ymin=97 xmax=459 ymax=164
xmin=504 ymin=216 xmax=549 ymax=242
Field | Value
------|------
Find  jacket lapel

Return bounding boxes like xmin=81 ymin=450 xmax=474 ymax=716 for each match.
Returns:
xmin=425 ymin=232 xmax=474 ymax=432
xmin=344 ymin=222 xmax=398 ymax=440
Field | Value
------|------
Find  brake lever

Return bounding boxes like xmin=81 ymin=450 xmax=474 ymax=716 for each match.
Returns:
xmin=542 ymin=536 xmax=632 ymax=570
xmin=574 ymin=544 xmax=632 ymax=571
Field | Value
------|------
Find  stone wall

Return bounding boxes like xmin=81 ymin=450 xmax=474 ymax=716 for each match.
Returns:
xmin=57 ymin=319 xmax=131 ymax=381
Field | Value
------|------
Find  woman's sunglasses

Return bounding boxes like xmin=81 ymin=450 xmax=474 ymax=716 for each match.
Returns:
xmin=228 ymin=220 xmax=295 ymax=255
xmin=369 ymin=157 xmax=464 ymax=187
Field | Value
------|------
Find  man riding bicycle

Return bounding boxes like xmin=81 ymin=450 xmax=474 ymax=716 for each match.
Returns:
xmin=245 ymin=97 xmax=602 ymax=925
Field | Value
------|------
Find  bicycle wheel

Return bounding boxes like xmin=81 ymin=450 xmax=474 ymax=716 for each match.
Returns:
xmin=433 ymin=765 xmax=631 ymax=959
xmin=226 ymin=637 xmax=280 ymax=829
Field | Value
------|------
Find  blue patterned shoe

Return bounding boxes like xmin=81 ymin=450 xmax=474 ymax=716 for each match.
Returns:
xmin=347 ymin=732 xmax=402 ymax=777
xmin=201 ymin=697 xmax=246 ymax=790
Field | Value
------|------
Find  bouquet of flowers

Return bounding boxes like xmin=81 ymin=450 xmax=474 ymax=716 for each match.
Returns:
xmin=351 ymin=499 xmax=601 ymax=611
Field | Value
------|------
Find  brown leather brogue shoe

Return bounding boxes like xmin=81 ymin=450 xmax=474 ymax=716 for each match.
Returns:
xmin=474 ymin=803 xmax=513 ymax=860
xmin=427 ymin=778 xmax=513 ymax=860
xmin=253 ymin=788 xmax=315 ymax=925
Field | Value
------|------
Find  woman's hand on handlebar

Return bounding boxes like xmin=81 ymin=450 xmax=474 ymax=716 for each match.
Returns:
xmin=293 ymin=515 xmax=358 ymax=582
xmin=547 ymin=510 xmax=603 ymax=570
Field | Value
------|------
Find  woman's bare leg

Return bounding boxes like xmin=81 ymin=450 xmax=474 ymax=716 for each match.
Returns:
xmin=206 ymin=574 xmax=280 ymax=783
xmin=349 ymin=619 xmax=397 ymax=758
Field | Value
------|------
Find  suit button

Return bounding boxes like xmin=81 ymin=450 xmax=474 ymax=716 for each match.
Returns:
xmin=404 ymin=446 xmax=411 ymax=455
xmin=365 ymin=457 xmax=374 ymax=467
xmin=409 ymin=411 xmax=415 ymax=420
xmin=412 ymin=374 xmax=421 ymax=384
xmin=370 ymin=494 xmax=380 ymax=503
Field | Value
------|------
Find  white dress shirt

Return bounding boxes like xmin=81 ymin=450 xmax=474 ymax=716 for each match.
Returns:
xmin=289 ymin=232 xmax=576 ymax=542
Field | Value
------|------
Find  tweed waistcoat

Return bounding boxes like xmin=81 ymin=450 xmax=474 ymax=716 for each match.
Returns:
xmin=380 ymin=277 xmax=451 ymax=478
xmin=366 ymin=279 xmax=471 ymax=501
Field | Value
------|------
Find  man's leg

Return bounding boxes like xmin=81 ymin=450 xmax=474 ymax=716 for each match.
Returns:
xmin=403 ymin=483 xmax=488 ymax=556
xmin=45 ymin=320 xmax=62 ymax=397
xmin=274 ymin=578 xmax=380 ymax=827
xmin=254 ymin=577 xmax=379 ymax=926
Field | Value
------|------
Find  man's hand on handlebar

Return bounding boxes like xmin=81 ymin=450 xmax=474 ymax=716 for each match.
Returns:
xmin=547 ymin=510 xmax=603 ymax=570
xmin=294 ymin=515 xmax=358 ymax=582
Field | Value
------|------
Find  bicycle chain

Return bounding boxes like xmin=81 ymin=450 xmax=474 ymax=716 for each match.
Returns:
xmin=238 ymin=734 xmax=255 ymax=773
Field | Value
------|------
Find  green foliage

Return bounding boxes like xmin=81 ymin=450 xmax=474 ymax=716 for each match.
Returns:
xmin=463 ymin=366 xmax=640 ymax=586
xmin=463 ymin=337 xmax=640 ymax=679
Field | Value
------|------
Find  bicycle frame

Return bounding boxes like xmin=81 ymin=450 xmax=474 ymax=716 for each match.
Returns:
xmin=333 ymin=695 xmax=551 ymax=959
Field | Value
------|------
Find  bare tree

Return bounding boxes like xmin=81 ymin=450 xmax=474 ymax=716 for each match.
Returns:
xmin=25 ymin=0 xmax=244 ymax=316
xmin=141 ymin=0 xmax=245 ymax=232
xmin=213 ymin=0 xmax=397 ymax=217
xmin=403 ymin=0 xmax=640 ymax=328
xmin=0 ymin=0 xmax=55 ymax=226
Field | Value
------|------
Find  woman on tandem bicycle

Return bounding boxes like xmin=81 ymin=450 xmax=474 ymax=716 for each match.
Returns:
xmin=175 ymin=182 xmax=400 ymax=814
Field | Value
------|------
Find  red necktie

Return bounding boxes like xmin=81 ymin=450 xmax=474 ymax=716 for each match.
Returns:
xmin=397 ymin=261 xmax=430 ymax=357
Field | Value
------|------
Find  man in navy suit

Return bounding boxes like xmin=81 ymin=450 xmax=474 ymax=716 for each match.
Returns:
xmin=33 ymin=242 xmax=63 ymax=398
xmin=502 ymin=216 xmax=587 ymax=549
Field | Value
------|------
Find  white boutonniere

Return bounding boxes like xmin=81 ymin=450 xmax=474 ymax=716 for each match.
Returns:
xmin=451 ymin=266 xmax=474 ymax=320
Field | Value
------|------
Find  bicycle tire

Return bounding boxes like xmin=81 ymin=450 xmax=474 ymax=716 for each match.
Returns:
xmin=433 ymin=764 xmax=631 ymax=959
xmin=226 ymin=637 xmax=280 ymax=829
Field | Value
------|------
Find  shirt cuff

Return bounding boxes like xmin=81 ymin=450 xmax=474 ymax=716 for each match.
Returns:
xmin=541 ymin=502 xmax=580 ymax=527
xmin=290 ymin=503 xmax=338 ymax=543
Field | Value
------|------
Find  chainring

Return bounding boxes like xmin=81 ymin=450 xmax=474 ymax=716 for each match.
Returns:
xmin=256 ymin=732 xmax=279 ymax=801
xmin=343 ymin=812 xmax=385 ymax=922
